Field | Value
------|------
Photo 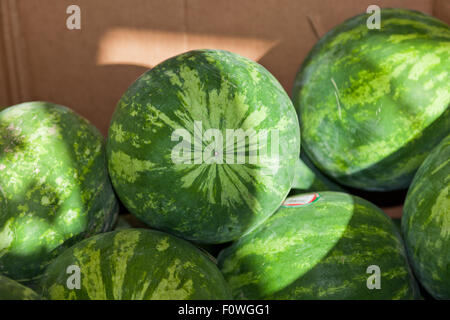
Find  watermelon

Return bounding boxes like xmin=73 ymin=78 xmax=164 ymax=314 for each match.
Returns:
xmin=40 ymin=229 xmax=232 ymax=300
xmin=292 ymin=150 xmax=344 ymax=193
xmin=107 ymin=49 xmax=300 ymax=243
xmin=402 ymin=134 xmax=450 ymax=299
xmin=0 ymin=275 xmax=41 ymax=300
xmin=0 ymin=102 xmax=118 ymax=282
xmin=292 ymin=8 xmax=450 ymax=191
xmin=218 ymin=191 xmax=419 ymax=299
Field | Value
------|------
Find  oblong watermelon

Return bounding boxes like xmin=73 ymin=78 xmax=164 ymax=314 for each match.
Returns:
xmin=40 ymin=229 xmax=232 ymax=300
xmin=218 ymin=192 xmax=419 ymax=299
xmin=107 ymin=49 xmax=300 ymax=243
xmin=402 ymin=134 xmax=450 ymax=299
xmin=0 ymin=102 xmax=118 ymax=282
xmin=0 ymin=275 xmax=41 ymax=300
xmin=292 ymin=8 xmax=450 ymax=191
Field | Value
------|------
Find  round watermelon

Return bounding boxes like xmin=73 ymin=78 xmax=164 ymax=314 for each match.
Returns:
xmin=0 ymin=275 xmax=41 ymax=300
xmin=107 ymin=49 xmax=300 ymax=243
xmin=0 ymin=102 xmax=118 ymax=282
xmin=402 ymin=134 xmax=450 ymax=299
xmin=292 ymin=8 xmax=450 ymax=191
xmin=40 ymin=229 xmax=232 ymax=300
xmin=218 ymin=191 xmax=419 ymax=299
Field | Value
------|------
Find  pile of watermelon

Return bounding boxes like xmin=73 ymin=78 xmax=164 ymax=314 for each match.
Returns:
xmin=0 ymin=8 xmax=448 ymax=300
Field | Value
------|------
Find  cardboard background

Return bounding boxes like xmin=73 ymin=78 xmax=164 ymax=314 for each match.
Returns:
xmin=1 ymin=0 xmax=448 ymax=135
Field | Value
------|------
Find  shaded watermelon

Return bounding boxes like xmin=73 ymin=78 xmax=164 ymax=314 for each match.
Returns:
xmin=0 ymin=275 xmax=41 ymax=300
xmin=292 ymin=8 xmax=450 ymax=191
xmin=107 ymin=49 xmax=300 ymax=243
xmin=218 ymin=192 xmax=419 ymax=299
xmin=0 ymin=102 xmax=118 ymax=282
xmin=40 ymin=229 xmax=232 ymax=300
xmin=402 ymin=134 xmax=450 ymax=299
xmin=114 ymin=215 xmax=132 ymax=230
xmin=292 ymin=150 xmax=344 ymax=193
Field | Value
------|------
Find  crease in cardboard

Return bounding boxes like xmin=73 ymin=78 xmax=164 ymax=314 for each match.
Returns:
xmin=0 ymin=0 xmax=30 ymax=106
xmin=0 ymin=0 xmax=447 ymax=115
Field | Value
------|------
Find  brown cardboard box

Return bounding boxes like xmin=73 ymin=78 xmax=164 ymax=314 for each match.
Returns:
xmin=0 ymin=0 xmax=448 ymax=218
xmin=1 ymin=0 xmax=447 ymax=135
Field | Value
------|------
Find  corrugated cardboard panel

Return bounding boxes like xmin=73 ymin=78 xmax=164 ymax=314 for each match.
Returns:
xmin=0 ymin=0 xmax=445 ymax=134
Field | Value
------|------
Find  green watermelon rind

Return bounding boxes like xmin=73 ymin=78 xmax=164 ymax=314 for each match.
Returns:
xmin=292 ymin=151 xmax=345 ymax=193
xmin=218 ymin=191 xmax=420 ymax=300
xmin=40 ymin=228 xmax=232 ymax=300
xmin=402 ymin=134 xmax=450 ymax=300
xmin=0 ymin=102 xmax=119 ymax=282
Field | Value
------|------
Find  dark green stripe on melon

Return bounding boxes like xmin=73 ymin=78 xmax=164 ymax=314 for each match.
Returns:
xmin=41 ymin=229 xmax=232 ymax=300
xmin=402 ymin=134 xmax=450 ymax=299
xmin=0 ymin=102 xmax=118 ymax=282
xmin=218 ymin=192 xmax=419 ymax=300
xmin=292 ymin=8 xmax=450 ymax=191
xmin=107 ymin=49 xmax=300 ymax=243
xmin=113 ymin=215 xmax=132 ymax=230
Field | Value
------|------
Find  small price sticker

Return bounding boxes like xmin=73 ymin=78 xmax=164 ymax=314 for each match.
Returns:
xmin=282 ymin=193 xmax=320 ymax=207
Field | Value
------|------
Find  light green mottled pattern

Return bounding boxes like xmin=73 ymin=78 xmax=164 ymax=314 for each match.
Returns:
xmin=293 ymin=8 xmax=450 ymax=191
xmin=402 ymin=134 xmax=450 ymax=299
xmin=107 ymin=49 xmax=300 ymax=243
xmin=40 ymin=229 xmax=232 ymax=300
xmin=219 ymin=192 xmax=419 ymax=300
xmin=0 ymin=275 xmax=41 ymax=300
xmin=0 ymin=102 xmax=119 ymax=282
